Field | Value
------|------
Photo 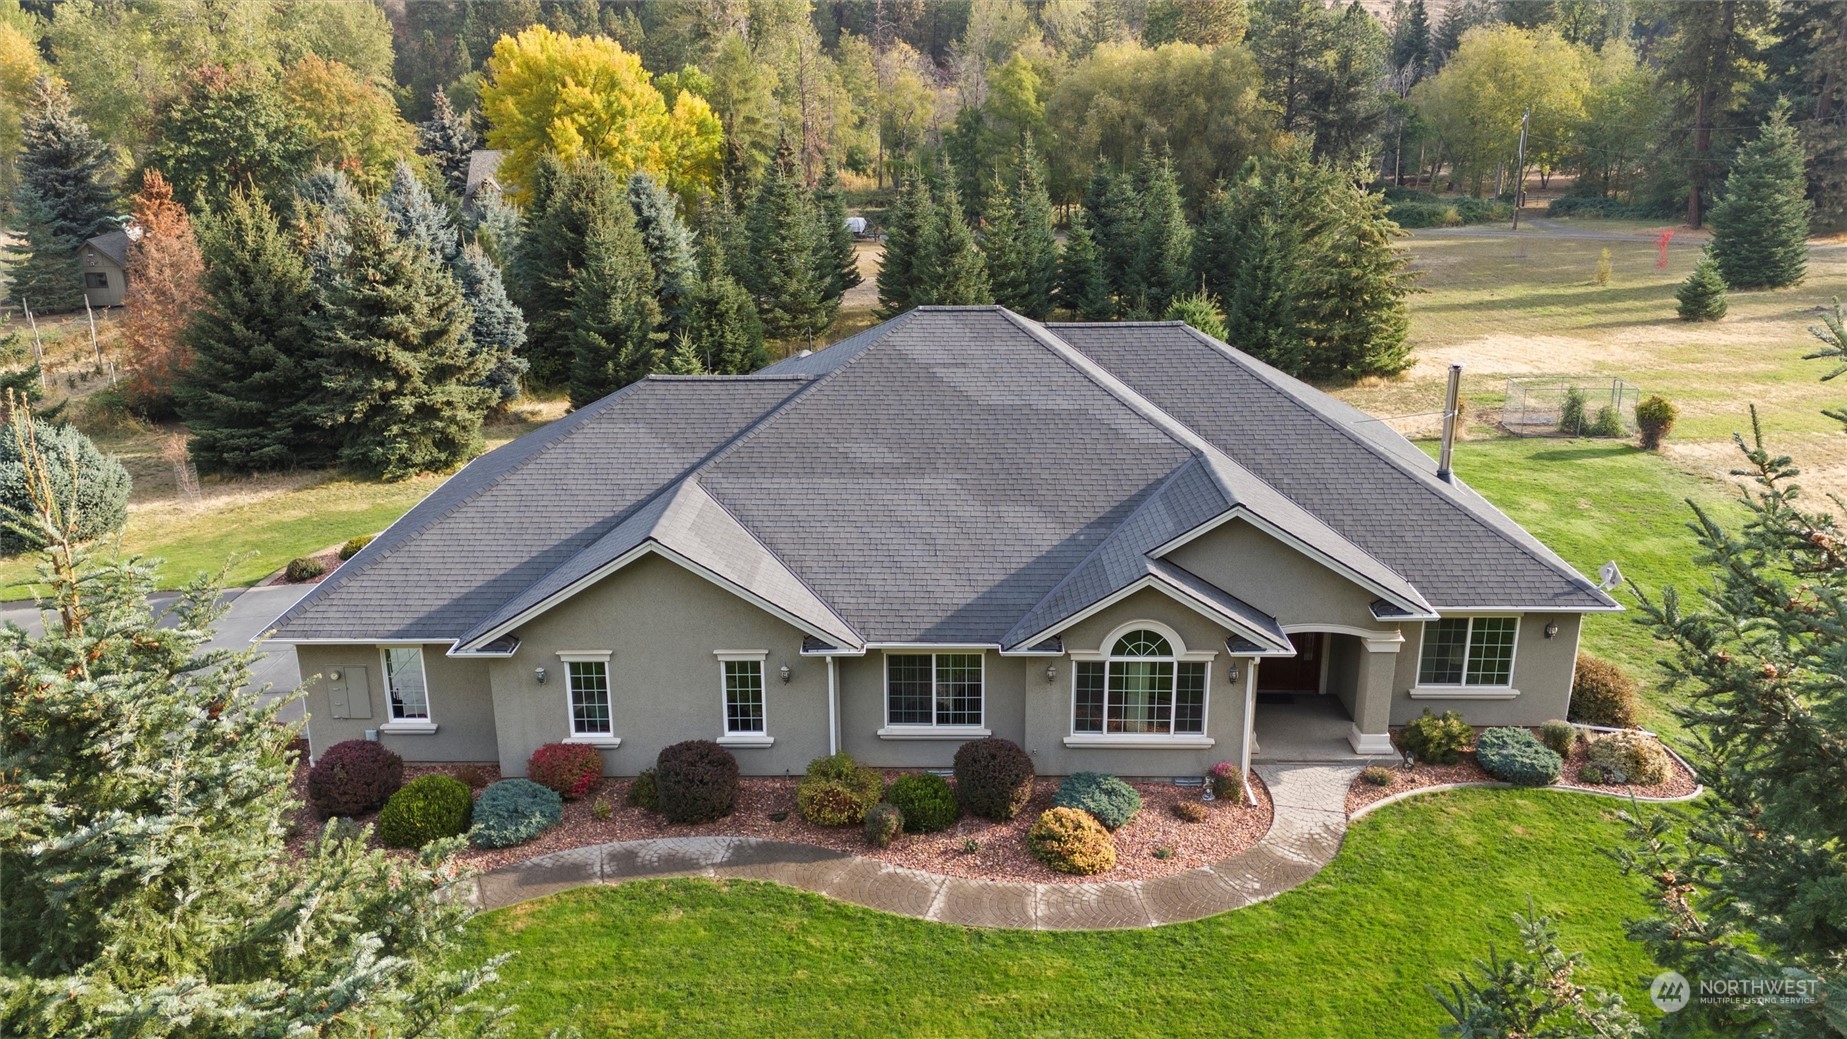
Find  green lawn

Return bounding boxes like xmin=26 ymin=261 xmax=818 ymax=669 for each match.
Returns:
xmin=461 ymin=788 xmax=1669 ymax=1038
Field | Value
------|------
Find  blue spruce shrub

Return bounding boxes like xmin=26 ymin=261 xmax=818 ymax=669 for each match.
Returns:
xmin=1052 ymin=771 xmax=1142 ymax=830
xmin=1475 ymin=727 xmax=1563 ymax=787
xmin=469 ymin=778 xmax=564 ymax=848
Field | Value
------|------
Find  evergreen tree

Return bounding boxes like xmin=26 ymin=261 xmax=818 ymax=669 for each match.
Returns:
xmin=1128 ymin=149 xmax=1193 ymax=318
xmin=1 ymin=190 xmax=81 ymax=312
xmin=812 ymin=159 xmax=862 ymax=304
xmin=626 ymin=171 xmax=699 ymax=335
xmin=310 ymin=207 xmax=494 ymax=479
xmin=1011 ymin=143 xmax=1061 ymax=321
xmin=1676 ymin=250 xmax=1729 ymax=321
xmin=659 ymin=333 xmax=708 ymax=375
xmin=15 ymin=75 xmax=117 ymax=243
xmin=1708 ymin=103 xmax=1813 ymax=291
xmin=418 ymin=85 xmax=477 ymax=198
xmin=292 ymin=165 xmax=366 ymax=292
xmin=876 ymin=173 xmax=933 ymax=318
xmin=178 ymin=191 xmax=333 ymax=474
xmin=1057 ymin=211 xmax=1114 ymax=321
xmin=381 ymin=161 xmax=459 ymax=264
xmin=1295 ymin=181 xmax=1412 ymax=379
xmin=1223 ymin=213 xmax=1304 ymax=369
xmin=0 ymin=426 xmax=501 ymax=1034
xmin=0 ymin=418 xmax=129 ymax=557
xmin=742 ymin=139 xmax=830 ymax=342
xmin=1083 ymin=163 xmax=1140 ymax=315
xmin=919 ymin=178 xmax=991 ymax=306
xmin=980 ymin=176 xmax=1030 ymax=313
xmin=510 ymin=157 xmax=627 ymax=385
xmin=470 ymin=181 xmax=522 ymax=267
xmin=1164 ymin=291 xmax=1229 ymax=341
xmin=1192 ymin=184 xmax=1240 ymax=306
xmin=1391 ymin=0 xmax=1433 ymax=83
xmin=456 ymin=241 xmax=529 ymax=402
xmin=686 ymin=239 xmax=768 ymax=375
xmin=567 ymin=209 xmax=661 ymax=408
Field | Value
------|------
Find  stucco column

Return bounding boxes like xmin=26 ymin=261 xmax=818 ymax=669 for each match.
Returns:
xmin=1348 ymin=632 xmax=1402 ymax=754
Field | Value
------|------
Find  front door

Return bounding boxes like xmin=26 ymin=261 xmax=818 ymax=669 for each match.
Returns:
xmin=1258 ymin=633 xmax=1323 ymax=694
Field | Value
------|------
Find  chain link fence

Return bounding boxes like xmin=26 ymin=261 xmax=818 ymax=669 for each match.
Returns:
xmin=1501 ymin=377 xmax=1640 ymax=437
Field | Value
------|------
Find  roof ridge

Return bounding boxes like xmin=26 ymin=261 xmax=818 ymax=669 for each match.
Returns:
xmin=686 ymin=477 xmax=863 ymax=644
xmin=1173 ymin=325 xmax=1606 ymax=601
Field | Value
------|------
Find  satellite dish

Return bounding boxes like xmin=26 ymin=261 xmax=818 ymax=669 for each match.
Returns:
xmin=1598 ymin=560 xmax=1623 ymax=591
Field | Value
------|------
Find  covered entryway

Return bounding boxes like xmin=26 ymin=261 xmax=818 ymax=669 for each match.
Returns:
xmin=1250 ymin=628 xmax=1401 ymax=760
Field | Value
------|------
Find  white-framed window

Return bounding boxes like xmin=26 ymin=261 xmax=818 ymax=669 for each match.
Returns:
xmin=1418 ymin=617 xmax=1519 ymax=687
xmin=382 ymin=645 xmax=430 ymax=721
xmin=885 ymin=652 xmax=984 ymax=728
xmin=558 ymin=651 xmax=617 ymax=744
xmin=715 ymin=651 xmax=771 ymax=747
xmin=1072 ymin=628 xmax=1208 ymax=736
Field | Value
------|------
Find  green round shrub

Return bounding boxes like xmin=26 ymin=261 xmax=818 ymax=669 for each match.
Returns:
xmin=626 ymin=768 xmax=659 ymax=810
xmin=796 ymin=752 xmax=885 ymax=826
xmin=1635 ymin=395 xmax=1679 ymax=450
xmin=884 ymin=773 xmax=960 ymax=833
xmin=0 ymin=418 xmax=130 ymax=556
xmin=1027 ymin=807 xmax=1116 ymax=875
xmin=469 ymin=779 xmax=563 ymax=848
xmin=377 ymin=774 xmax=473 ymax=848
xmin=863 ymin=803 xmax=904 ymax=848
xmin=1539 ymin=719 xmax=1578 ymax=758
xmin=1587 ymin=730 xmax=1671 ymax=785
xmin=1052 ymin=771 xmax=1141 ymax=831
xmin=953 ymin=738 xmax=1035 ymax=821
xmin=1578 ymin=763 xmax=1608 ymax=785
xmin=285 ymin=556 xmax=326 ymax=582
xmin=654 ymin=740 xmax=739 ymax=823
xmin=1397 ymin=709 xmax=1473 ymax=764
xmin=1475 ymin=727 xmax=1563 ymax=787
xmin=1360 ymin=765 xmax=1394 ymax=787
xmin=338 ymin=534 xmax=375 ymax=560
xmin=1570 ymin=654 xmax=1639 ymax=728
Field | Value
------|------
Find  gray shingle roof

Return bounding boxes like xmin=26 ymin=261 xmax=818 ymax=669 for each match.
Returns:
xmin=85 ymin=229 xmax=132 ymax=268
xmin=271 ymin=307 xmax=1612 ymax=651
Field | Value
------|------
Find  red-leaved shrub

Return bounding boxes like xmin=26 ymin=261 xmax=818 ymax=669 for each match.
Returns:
xmin=527 ymin=741 xmax=604 ymax=800
xmin=307 ymin=739 xmax=404 ymax=818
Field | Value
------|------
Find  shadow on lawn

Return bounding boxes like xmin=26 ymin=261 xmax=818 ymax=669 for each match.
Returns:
xmin=1521 ymin=443 xmax=1640 ymax=463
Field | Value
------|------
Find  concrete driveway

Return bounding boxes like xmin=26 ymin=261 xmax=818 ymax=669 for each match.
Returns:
xmin=0 ymin=583 xmax=315 ymax=725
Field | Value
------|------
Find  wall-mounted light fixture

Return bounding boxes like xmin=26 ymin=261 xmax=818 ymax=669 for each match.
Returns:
xmin=533 ymin=666 xmax=548 ymax=685
xmin=1226 ymin=663 xmax=1240 ymax=683
xmin=1544 ymin=622 xmax=1560 ymax=640
xmin=779 ymin=664 xmax=792 ymax=684
xmin=1044 ymin=664 xmax=1057 ymax=683
xmin=328 ymin=669 xmax=342 ymax=682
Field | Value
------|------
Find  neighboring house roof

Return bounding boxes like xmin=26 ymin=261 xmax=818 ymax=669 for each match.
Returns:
xmin=269 ymin=307 xmax=1616 ymax=652
xmin=84 ymin=229 xmax=134 ymax=268
xmin=464 ymin=149 xmax=504 ymax=206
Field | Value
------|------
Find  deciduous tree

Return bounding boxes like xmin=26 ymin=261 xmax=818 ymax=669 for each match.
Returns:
xmin=280 ymin=55 xmax=418 ymax=194
xmin=120 ymin=170 xmax=203 ymax=414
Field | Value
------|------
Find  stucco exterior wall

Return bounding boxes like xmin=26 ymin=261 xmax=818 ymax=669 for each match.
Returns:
xmin=1326 ymin=633 xmax=1362 ymax=716
xmin=836 ymin=651 xmax=1030 ymax=768
xmin=487 ymin=553 xmax=829 ymax=777
xmin=1166 ymin=519 xmax=1384 ymax=630
xmin=296 ymin=643 xmax=498 ymax=763
xmin=1388 ymin=613 xmax=1581 ymax=726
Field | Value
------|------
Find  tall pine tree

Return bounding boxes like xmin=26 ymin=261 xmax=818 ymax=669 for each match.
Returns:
xmin=1058 ymin=211 xmax=1114 ymax=320
xmin=920 ymin=177 xmax=991 ymax=306
xmin=567 ymin=208 xmax=661 ymax=409
xmin=742 ymin=139 xmax=831 ymax=342
xmin=1128 ymin=148 xmax=1193 ymax=318
xmin=1708 ymin=103 xmax=1813 ymax=290
xmin=626 ymin=172 xmax=700 ymax=336
xmin=310 ymin=207 xmax=493 ymax=479
xmin=686 ymin=238 xmax=768 ymax=375
xmin=510 ymin=157 xmax=627 ymax=385
xmin=980 ymin=176 xmax=1030 ymax=313
xmin=456 ymin=241 xmax=529 ymax=402
xmin=381 ymin=161 xmax=459 ymax=264
xmin=178 ymin=191 xmax=332 ymax=473
xmin=813 ymin=159 xmax=862 ymax=306
xmin=2 ymin=190 xmax=82 ymax=312
xmin=15 ymin=75 xmax=117 ymax=242
xmin=876 ymin=173 xmax=934 ymax=318
xmin=1012 ymin=143 xmax=1060 ymax=321
xmin=1083 ymin=163 xmax=1140 ymax=316
xmin=418 ymin=85 xmax=477 ymax=199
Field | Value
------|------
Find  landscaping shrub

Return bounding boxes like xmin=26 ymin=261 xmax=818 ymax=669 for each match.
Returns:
xmin=1208 ymin=761 xmax=1244 ymax=802
xmin=306 ymin=739 xmax=404 ymax=818
xmin=1052 ymin=771 xmax=1141 ymax=831
xmin=1570 ymin=654 xmax=1639 ymax=728
xmin=1361 ymin=765 xmax=1394 ymax=787
xmin=1588 ymin=730 xmax=1671 ymax=785
xmin=863 ymin=803 xmax=904 ymax=848
xmin=376 ymin=774 xmax=473 ymax=848
xmin=953 ymin=738 xmax=1035 ymax=821
xmin=591 ymin=796 xmax=612 ymax=820
xmin=1027 ymin=807 xmax=1116 ymax=875
xmin=796 ymin=752 xmax=885 ymax=826
xmin=1593 ymin=247 xmax=1613 ymax=286
xmin=1540 ymin=720 xmax=1578 ymax=758
xmin=626 ymin=768 xmax=659 ymax=810
xmin=1559 ymin=386 xmax=1588 ymax=434
xmin=453 ymin=764 xmax=488 ymax=789
xmin=1676 ymin=253 xmax=1728 ymax=321
xmin=469 ymin=778 xmax=563 ymax=848
xmin=1590 ymin=405 xmax=1624 ymax=438
xmin=285 ymin=556 xmax=326 ymax=582
xmin=1578 ymin=763 xmax=1609 ymax=785
xmin=1397 ymin=710 xmax=1472 ymax=764
xmin=1476 ymin=727 xmax=1563 ymax=787
xmin=338 ymin=534 xmax=376 ymax=560
xmin=654 ymin=740 xmax=740 ymax=823
xmin=0 ymin=418 xmax=130 ymax=556
xmin=1170 ymin=799 xmax=1209 ymax=822
xmin=528 ymin=741 xmax=604 ymax=800
xmin=1635 ymin=395 xmax=1678 ymax=450
xmin=885 ymin=772 xmax=960 ymax=833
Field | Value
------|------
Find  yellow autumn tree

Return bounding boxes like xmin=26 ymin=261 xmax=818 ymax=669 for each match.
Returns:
xmin=480 ymin=26 xmax=722 ymax=200
xmin=281 ymin=55 xmax=419 ymax=192
xmin=0 ymin=23 xmax=43 ymax=202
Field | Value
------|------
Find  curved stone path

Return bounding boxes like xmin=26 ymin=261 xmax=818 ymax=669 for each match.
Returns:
xmin=463 ymin=763 xmax=1359 ymax=931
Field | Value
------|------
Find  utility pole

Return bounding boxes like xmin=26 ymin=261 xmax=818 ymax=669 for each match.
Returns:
xmin=1511 ymin=106 xmax=1530 ymax=231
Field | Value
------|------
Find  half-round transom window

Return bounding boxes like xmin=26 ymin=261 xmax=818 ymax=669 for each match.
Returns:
xmin=1112 ymin=630 xmax=1173 ymax=658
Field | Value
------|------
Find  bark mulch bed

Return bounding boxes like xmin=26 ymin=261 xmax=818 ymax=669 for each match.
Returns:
xmin=287 ymin=753 xmax=1275 ymax=885
xmin=1344 ymin=729 xmax=1698 ymax=816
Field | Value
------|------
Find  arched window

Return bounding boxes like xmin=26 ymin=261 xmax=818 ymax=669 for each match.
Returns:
xmin=1073 ymin=628 xmax=1208 ymax=736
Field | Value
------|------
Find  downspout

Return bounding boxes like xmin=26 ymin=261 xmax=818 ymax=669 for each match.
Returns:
xmin=1240 ymin=658 xmax=1257 ymax=802
xmin=826 ymin=656 xmax=839 ymax=756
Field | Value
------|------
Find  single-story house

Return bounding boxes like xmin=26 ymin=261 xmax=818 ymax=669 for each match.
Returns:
xmin=79 ymin=229 xmax=133 ymax=308
xmin=463 ymin=149 xmax=504 ymax=213
xmin=267 ymin=307 xmax=1618 ymax=778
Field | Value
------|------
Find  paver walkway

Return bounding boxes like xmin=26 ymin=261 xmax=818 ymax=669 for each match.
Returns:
xmin=464 ymin=763 xmax=1361 ymax=931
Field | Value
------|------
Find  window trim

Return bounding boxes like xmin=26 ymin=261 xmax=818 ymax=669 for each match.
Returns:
xmin=878 ymin=649 xmax=991 ymax=740
xmin=378 ymin=644 xmax=437 ymax=734
xmin=1411 ymin=616 xmax=1522 ymax=697
xmin=558 ymin=650 xmax=619 ymax=747
xmin=1065 ymin=623 xmax=1215 ymax=746
xmin=714 ymin=650 xmax=774 ymax=748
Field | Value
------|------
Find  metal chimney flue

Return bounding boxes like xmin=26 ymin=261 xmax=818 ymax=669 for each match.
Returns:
xmin=1436 ymin=363 xmax=1462 ymax=482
